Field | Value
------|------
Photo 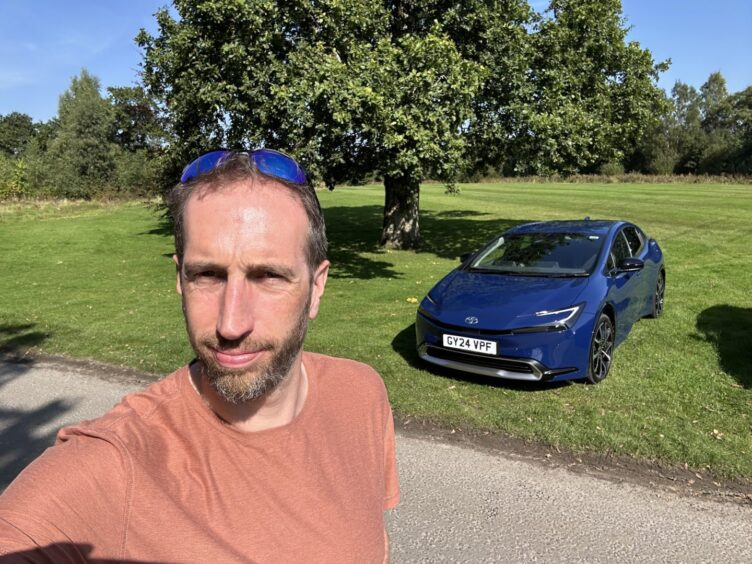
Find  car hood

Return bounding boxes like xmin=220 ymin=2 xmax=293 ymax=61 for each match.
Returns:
xmin=422 ymin=270 xmax=590 ymax=331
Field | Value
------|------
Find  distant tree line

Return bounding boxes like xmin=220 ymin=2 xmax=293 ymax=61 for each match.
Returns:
xmin=0 ymin=70 xmax=165 ymax=200
xmin=631 ymin=72 xmax=752 ymax=176
xmin=1 ymin=0 xmax=750 ymax=221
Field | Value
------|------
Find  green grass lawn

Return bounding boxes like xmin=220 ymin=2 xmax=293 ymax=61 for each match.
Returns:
xmin=1 ymin=183 xmax=751 ymax=478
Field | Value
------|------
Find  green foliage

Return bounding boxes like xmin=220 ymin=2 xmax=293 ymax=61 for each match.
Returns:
xmin=599 ymin=160 xmax=624 ymax=176
xmin=138 ymin=0 xmax=672 ymax=244
xmin=635 ymin=74 xmax=752 ymax=175
xmin=107 ymin=85 xmax=166 ymax=152
xmin=0 ymin=73 xmax=165 ymax=200
xmin=46 ymin=70 xmax=118 ymax=198
xmin=138 ymin=0 xmax=492 ymax=247
xmin=510 ymin=0 xmax=668 ymax=175
xmin=112 ymin=147 xmax=164 ymax=196
xmin=0 ymin=154 xmax=28 ymax=198
xmin=0 ymin=112 xmax=36 ymax=157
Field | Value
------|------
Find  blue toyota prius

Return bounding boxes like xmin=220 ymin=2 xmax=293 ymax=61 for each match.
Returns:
xmin=415 ymin=219 xmax=665 ymax=384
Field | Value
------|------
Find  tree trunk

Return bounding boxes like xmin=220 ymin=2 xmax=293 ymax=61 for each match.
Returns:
xmin=380 ymin=174 xmax=421 ymax=249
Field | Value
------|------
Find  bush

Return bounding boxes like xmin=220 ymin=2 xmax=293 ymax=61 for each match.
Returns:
xmin=0 ymin=155 xmax=28 ymax=199
xmin=599 ymin=161 xmax=625 ymax=176
xmin=113 ymin=149 xmax=163 ymax=197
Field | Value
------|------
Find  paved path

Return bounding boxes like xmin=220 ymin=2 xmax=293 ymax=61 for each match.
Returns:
xmin=1 ymin=358 xmax=751 ymax=562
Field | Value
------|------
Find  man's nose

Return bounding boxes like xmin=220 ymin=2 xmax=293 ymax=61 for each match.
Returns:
xmin=217 ymin=277 xmax=254 ymax=341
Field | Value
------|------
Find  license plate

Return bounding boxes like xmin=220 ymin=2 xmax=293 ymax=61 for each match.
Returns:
xmin=443 ymin=334 xmax=497 ymax=355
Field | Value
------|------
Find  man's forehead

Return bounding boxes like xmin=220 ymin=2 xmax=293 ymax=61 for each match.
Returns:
xmin=181 ymin=179 xmax=309 ymax=259
xmin=185 ymin=179 xmax=305 ymax=221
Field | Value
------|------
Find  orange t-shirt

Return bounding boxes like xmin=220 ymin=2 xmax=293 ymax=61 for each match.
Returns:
xmin=0 ymin=352 xmax=399 ymax=563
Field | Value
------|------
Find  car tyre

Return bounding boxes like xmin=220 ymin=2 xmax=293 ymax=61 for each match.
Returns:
xmin=648 ymin=271 xmax=665 ymax=318
xmin=586 ymin=313 xmax=614 ymax=384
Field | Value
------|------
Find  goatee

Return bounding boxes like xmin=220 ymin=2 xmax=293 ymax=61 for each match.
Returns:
xmin=189 ymin=295 xmax=310 ymax=404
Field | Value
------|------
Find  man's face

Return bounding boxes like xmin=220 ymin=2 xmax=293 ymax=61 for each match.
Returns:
xmin=175 ymin=179 xmax=328 ymax=404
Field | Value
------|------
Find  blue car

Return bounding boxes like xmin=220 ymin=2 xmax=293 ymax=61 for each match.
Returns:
xmin=415 ymin=220 xmax=665 ymax=384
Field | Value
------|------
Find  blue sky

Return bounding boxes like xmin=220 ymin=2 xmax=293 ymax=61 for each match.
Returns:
xmin=1 ymin=1 xmax=750 ymax=122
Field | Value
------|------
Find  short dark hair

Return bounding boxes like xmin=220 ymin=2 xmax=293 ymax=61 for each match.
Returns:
xmin=168 ymin=152 xmax=327 ymax=273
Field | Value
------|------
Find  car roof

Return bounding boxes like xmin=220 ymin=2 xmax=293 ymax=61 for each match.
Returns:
xmin=505 ymin=219 xmax=620 ymax=237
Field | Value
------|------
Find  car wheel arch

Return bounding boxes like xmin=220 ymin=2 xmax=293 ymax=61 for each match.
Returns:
xmin=600 ymin=303 xmax=616 ymax=339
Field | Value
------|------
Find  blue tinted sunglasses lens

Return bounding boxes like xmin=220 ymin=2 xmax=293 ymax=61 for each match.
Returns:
xmin=251 ymin=149 xmax=307 ymax=185
xmin=180 ymin=150 xmax=230 ymax=183
xmin=180 ymin=149 xmax=307 ymax=185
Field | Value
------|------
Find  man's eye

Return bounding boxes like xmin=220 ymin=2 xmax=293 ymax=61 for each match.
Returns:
xmin=191 ymin=271 xmax=222 ymax=283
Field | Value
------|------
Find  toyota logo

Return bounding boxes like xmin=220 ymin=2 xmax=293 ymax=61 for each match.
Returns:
xmin=465 ymin=316 xmax=479 ymax=325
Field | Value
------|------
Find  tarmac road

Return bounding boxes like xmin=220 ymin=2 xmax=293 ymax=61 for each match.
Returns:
xmin=1 ymin=357 xmax=751 ymax=562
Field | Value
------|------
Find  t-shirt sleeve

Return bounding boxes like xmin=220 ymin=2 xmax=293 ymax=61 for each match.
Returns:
xmin=382 ymin=403 xmax=400 ymax=510
xmin=0 ymin=430 xmax=130 ymax=561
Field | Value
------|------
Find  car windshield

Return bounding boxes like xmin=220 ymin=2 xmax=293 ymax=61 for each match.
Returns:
xmin=469 ymin=232 xmax=603 ymax=276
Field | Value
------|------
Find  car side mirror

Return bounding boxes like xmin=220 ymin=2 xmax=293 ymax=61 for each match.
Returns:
xmin=459 ymin=252 xmax=472 ymax=264
xmin=618 ymin=257 xmax=644 ymax=272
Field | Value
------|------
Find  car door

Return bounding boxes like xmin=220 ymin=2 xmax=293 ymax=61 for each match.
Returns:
xmin=605 ymin=229 xmax=644 ymax=341
xmin=622 ymin=225 xmax=653 ymax=315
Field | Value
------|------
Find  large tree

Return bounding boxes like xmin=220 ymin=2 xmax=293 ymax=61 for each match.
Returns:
xmin=137 ymin=0 xmax=499 ymax=248
xmin=46 ymin=69 xmax=117 ymax=198
xmin=509 ymin=0 xmax=668 ymax=175
xmin=137 ymin=0 xmax=667 ymax=245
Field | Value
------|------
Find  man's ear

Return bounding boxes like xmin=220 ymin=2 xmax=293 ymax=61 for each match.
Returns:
xmin=173 ymin=255 xmax=183 ymax=295
xmin=308 ymin=260 xmax=329 ymax=320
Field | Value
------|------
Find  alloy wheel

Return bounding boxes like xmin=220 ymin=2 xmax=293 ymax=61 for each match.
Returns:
xmin=588 ymin=315 xmax=614 ymax=384
xmin=653 ymin=274 xmax=665 ymax=317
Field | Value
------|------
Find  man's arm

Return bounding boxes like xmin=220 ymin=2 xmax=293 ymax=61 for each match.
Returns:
xmin=0 ymin=432 xmax=129 ymax=561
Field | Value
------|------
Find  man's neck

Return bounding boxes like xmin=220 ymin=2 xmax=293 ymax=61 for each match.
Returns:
xmin=189 ymin=358 xmax=309 ymax=433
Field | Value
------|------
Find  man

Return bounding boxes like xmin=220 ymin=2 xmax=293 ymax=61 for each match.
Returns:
xmin=0 ymin=149 xmax=400 ymax=562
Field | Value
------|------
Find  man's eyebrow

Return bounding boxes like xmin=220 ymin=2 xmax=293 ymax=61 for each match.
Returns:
xmin=182 ymin=261 xmax=297 ymax=279
xmin=247 ymin=263 xmax=297 ymax=279
xmin=181 ymin=261 xmax=225 ymax=275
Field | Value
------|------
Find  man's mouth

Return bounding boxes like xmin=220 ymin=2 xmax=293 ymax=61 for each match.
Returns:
xmin=212 ymin=349 xmax=264 ymax=368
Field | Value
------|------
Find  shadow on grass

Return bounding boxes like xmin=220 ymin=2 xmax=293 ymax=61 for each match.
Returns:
xmin=419 ymin=210 xmax=521 ymax=261
xmin=391 ymin=323 xmax=572 ymax=393
xmin=324 ymin=205 xmax=400 ymax=279
xmin=696 ymin=304 xmax=752 ymax=388
xmin=0 ymin=322 xmax=49 ymax=357
xmin=325 ymin=204 xmax=527 ymax=278
xmin=0 ymin=323 xmax=72 ymax=490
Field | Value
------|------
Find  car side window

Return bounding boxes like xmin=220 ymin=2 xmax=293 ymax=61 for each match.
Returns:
xmin=608 ymin=231 xmax=631 ymax=272
xmin=623 ymin=226 xmax=643 ymax=256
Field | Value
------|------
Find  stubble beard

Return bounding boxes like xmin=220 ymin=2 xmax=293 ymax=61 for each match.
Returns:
xmin=187 ymin=294 xmax=311 ymax=405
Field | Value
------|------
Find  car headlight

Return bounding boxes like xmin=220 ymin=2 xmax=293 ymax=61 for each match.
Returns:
xmin=512 ymin=304 xmax=584 ymax=333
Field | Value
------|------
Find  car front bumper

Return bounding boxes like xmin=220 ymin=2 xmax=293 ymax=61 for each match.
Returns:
xmin=415 ymin=310 xmax=593 ymax=382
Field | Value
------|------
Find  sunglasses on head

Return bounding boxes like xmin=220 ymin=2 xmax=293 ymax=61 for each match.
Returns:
xmin=180 ymin=148 xmax=309 ymax=185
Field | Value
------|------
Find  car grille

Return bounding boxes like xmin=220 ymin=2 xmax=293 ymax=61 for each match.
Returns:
xmin=425 ymin=346 xmax=536 ymax=374
xmin=417 ymin=311 xmax=560 ymax=336
xmin=417 ymin=311 xmax=510 ymax=336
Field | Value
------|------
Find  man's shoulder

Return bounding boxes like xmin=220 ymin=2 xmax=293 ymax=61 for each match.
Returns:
xmin=303 ymin=351 xmax=389 ymax=407
xmin=58 ymin=366 xmax=189 ymax=446
xmin=303 ymin=351 xmax=376 ymax=373
xmin=303 ymin=351 xmax=382 ymax=384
